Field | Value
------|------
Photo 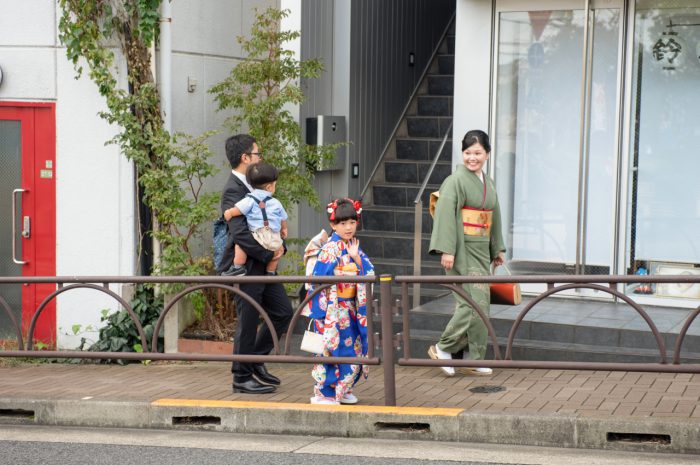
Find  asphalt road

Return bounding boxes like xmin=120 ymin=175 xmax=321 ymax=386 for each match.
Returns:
xmin=1 ymin=425 xmax=698 ymax=465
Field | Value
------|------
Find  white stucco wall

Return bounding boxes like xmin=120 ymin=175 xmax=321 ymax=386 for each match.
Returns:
xmin=0 ymin=1 xmax=135 ymax=348
xmin=1 ymin=0 xmax=285 ymax=348
xmin=453 ymin=0 xmax=493 ymax=169
xmin=167 ymin=0 xmax=279 ymax=258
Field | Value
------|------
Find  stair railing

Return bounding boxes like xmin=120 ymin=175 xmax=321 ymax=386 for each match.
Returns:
xmin=412 ymin=120 xmax=453 ymax=308
xmin=359 ymin=13 xmax=456 ymax=201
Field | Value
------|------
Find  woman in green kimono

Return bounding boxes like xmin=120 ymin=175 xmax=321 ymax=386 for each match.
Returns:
xmin=428 ymin=130 xmax=505 ymax=377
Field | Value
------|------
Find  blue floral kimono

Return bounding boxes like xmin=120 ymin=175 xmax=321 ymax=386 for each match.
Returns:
xmin=303 ymin=232 xmax=374 ymax=401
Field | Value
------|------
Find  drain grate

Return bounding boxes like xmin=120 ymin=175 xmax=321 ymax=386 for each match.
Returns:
xmin=172 ymin=416 xmax=221 ymax=426
xmin=468 ymin=385 xmax=506 ymax=394
xmin=375 ymin=422 xmax=430 ymax=433
xmin=0 ymin=409 xmax=34 ymax=419
xmin=0 ymin=409 xmax=35 ymax=424
xmin=607 ymin=432 xmax=671 ymax=445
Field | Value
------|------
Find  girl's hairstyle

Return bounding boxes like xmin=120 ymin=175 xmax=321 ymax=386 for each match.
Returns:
xmin=326 ymin=198 xmax=362 ymax=223
xmin=246 ymin=162 xmax=278 ymax=189
xmin=461 ymin=129 xmax=491 ymax=153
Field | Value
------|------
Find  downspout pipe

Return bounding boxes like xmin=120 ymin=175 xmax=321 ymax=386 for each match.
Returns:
xmin=159 ymin=0 xmax=172 ymax=132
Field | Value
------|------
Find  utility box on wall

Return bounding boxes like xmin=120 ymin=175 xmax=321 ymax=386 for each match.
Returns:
xmin=306 ymin=115 xmax=346 ymax=171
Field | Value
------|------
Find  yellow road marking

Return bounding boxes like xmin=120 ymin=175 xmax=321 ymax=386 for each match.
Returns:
xmin=152 ymin=399 xmax=463 ymax=416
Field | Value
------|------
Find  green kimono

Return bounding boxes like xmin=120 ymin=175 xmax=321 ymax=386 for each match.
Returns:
xmin=428 ymin=165 xmax=505 ymax=359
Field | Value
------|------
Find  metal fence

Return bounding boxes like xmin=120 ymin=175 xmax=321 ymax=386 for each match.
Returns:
xmin=1 ymin=273 xmax=700 ymax=406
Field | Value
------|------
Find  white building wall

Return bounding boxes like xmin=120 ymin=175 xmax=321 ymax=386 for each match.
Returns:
xmin=168 ymin=0 xmax=279 ymax=258
xmin=452 ymin=0 xmax=493 ymax=169
xmin=1 ymin=0 xmax=278 ymax=348
xmin=0 ymin=1 xmax=135 ymax=348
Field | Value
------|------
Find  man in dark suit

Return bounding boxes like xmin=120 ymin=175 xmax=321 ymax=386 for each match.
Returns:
xmin=218 ymin=134 xmax=292 ymax=394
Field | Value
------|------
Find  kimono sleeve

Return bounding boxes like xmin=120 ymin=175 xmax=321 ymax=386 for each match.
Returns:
xmin=429 ymin=175 xmax=460 ymax=256
xmin=305 ymin=246 xmax=339 ymax=319
xmin=357 ymin=249 xmax=375 ymax=276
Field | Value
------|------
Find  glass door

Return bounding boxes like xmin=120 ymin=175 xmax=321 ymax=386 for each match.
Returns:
xmin=624 ymin=0 xmax=700 ymax=304
xmin=492 ymin=0 xmax=624 ymax=295
xmin=0 ymin=117 xmax=24 ymax=339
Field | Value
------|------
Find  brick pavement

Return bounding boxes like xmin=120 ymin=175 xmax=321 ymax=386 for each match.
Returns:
xmin=1 ymin=361 xmax=699 ymax=419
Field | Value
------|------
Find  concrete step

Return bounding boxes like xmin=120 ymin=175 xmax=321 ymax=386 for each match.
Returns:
xmin=406 ymin=329 xmax=700 ymax=364
xmin=384 ymin=160 xmax=451 ymax=185
xmin=437 ymin=54 xmax=454 ymax=75
xmin=427 ymin=75 xmax=454 ymax=96
xmin=368 ymin=257 xmax=444 ymax=278
xmin=417 ymin=95 xmax=452 ymax=116
xmin=361 ymin=206 xmax=433 ymax=234
xmin=447 ymin=35 xmax=455 ymax=54
xmin=354 ymin=230 xmax=441 ymax=263
xmin=395 ymin=138 xmax=452 ymax=162
xmin=406 ymin=116 xmax=453 ymax=138
xmin=404 ymin=295 xmax=700 ymax=363
xmin=372 ymin=183 xmax=439 ymax=208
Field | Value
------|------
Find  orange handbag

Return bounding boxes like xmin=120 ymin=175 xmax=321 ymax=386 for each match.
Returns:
xmin=490 ymin=264 xmax=522 ymax=305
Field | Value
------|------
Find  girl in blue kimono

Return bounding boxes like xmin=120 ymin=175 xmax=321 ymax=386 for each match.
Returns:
xmin=303 ymin=198 xmax=374 ymax=405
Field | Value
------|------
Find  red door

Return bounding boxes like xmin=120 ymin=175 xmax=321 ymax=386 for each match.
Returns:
xmin=0 ymin=102 xmax=56 ymax=346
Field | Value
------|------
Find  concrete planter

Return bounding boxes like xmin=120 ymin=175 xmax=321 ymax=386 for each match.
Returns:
xmin=163 ymin=294 xmax=198 ymax=354
xmin=177 ymin=337 xmax=233 ymax=355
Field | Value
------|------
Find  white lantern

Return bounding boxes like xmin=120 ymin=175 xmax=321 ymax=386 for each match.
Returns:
xmin=651 ymin=21 xmax=686 ymax=71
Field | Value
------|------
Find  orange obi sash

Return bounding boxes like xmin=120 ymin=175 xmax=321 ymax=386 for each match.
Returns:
xmin=462 ymin=207 xmax=492 ymax=237
xmin=335 ymin=262 xmax=359 ymax=298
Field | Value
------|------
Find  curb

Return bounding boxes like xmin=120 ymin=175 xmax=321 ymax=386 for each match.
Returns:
xmin=1 ymin=397 xmax=699 ymax=454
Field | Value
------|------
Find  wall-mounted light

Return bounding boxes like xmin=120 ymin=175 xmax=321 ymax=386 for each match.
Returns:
xmin=408 ymin=52 xmax=415 ymax=67
xmin=187 ymin=76 xmax=197 ymax=93
xmin=0 ymin=65 xmax=4 ymax=87
xmin=351 ymin=163 xmax=359 ymax=178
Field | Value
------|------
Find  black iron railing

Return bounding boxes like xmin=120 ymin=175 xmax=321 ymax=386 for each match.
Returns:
xmin=1 ymin=273 xmax=700 ymax=406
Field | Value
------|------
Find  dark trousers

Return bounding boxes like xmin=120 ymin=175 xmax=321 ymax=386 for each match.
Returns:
xmin=232 ymin=281 xmax=293 ymax=381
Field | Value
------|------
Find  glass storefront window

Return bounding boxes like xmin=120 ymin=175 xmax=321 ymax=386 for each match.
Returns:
xmin=494 ymin=6 xmax=621 ymax=277
xmin=626 ymin=0 xmax=700 ymax=291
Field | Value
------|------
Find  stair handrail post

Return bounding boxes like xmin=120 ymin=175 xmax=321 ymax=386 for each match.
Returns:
xmin=359 ymin=13 xmax=456 ymax=201
xmin=411 ymin=120 xmax=453 ymax=308
xmin=412 ymin=201 xmax=423 ymax=308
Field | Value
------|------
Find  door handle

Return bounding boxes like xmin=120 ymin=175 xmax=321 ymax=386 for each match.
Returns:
xmin=12 ymin=188 xmax=27 ymax=265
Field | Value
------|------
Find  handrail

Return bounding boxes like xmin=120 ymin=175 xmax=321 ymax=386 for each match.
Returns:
xmin=412 ymin=120 xmax=453 ymax=307
xmin=359 ymin=13 xmax=456 ymax=201
xmin=413 ymin=120 xmax=453 ymax=205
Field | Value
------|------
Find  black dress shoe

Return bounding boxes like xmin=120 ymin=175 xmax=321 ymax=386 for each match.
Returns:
xmin=252 ymin=364 xmax=281 ymax=385
xmin=232 ymin=378 xmax=276 ymax=394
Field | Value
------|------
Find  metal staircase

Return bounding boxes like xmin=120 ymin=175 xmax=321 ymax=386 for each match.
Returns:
xmin=358 ymin=30 xmax=455 ymax=303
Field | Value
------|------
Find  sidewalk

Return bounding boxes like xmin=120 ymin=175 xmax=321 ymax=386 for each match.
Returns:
xmin=1 ymin=361 xmax=699 ymax=454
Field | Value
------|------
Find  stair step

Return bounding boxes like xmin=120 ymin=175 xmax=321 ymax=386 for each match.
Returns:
xmin=361 ymin=206 xmax=433 ymax=234
xmin=437 ymin=54 xmax=454 ymax=75
xmin=372 ymin=183 xmax=440 ymax=207
xmin=395 ymin=138 xmax=452 ymax=161
xmin=403 ymin=295 xmax=700 ymax=363
xmin=447 ymin=35 xmax=455 ymax=54
xmin=417 ymin=96 xmax=452 ymax=116
xmin=384 ymin=160 xmax=451 ymax=185
xmin=405 ymin=330 xmax=700 ymax=364
xmin=367 ymin=257 xmax=444 ymax=279
xmin=406 ymin=116 xmax=453 ymax=138
xmin=355 ymin=230 xmax=440 ymax=262
xmin=427 ymin=75 xmax=454 ymax=96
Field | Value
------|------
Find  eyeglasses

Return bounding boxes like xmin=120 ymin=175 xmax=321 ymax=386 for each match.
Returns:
xmin=247 ymin=151 xmax=264 ymax=159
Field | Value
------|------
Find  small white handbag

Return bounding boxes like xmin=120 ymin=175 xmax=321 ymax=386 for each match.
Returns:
xmin=300 ymin=320 xmax=324 ymax=355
